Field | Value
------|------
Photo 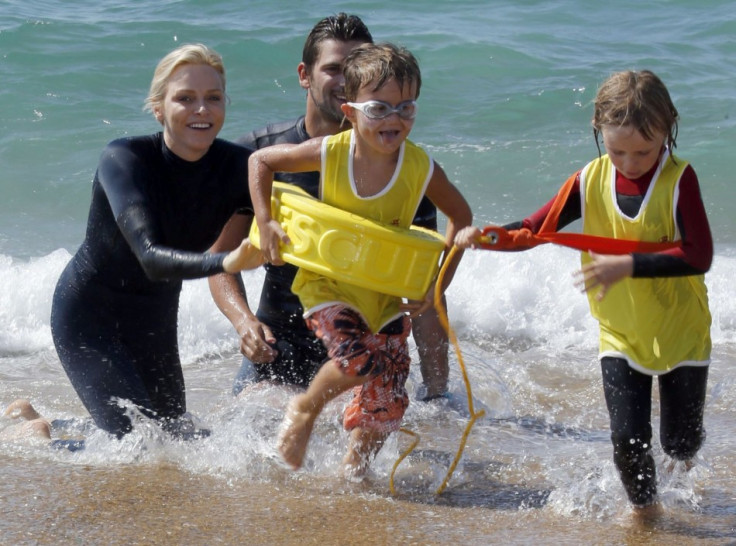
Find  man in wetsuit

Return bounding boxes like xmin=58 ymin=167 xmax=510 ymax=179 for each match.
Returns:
xmin=209 ymin=13 xmax=450 ymax=399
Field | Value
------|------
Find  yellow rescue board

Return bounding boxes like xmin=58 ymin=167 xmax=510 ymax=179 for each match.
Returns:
xmin=249 ymin=182 xmax=445 ymax=300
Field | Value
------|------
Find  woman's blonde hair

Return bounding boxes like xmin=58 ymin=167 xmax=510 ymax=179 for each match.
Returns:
xmin=144 ymin=43 xmax=226 ymax=114
xmin=592 ymin=70 xmax=679 ymax=153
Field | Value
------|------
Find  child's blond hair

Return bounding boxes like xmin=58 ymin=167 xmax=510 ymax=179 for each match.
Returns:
xmin=593 ymin=70 xmax=679 ymax=151
xmin=343 ymin=42 xmax=421 ymax=101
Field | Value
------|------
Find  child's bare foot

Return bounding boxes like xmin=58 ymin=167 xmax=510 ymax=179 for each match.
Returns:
xmin=277 ymin=396 xmax=316 ymax=470
xmin=342 ymin=427 xmax=386 ymax=477
xmin=665 ymin=458 xmax=694 ymax=473
xmin=4 ymin=399 xmax=42 ymax=421
xmin=342 ymin=447 xmax=367 ymax=478
xmin=632 ymin=502 xmax=663 ymax=525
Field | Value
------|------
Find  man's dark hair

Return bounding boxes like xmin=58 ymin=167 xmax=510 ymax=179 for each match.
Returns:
xmin=302 ymin=13 xmax=373 ymax=68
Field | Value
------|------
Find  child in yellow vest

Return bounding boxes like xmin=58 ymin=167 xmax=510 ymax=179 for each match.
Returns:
xmin=456 ymin=70 xmax=712 ymax=515
xmin=249 ymin=42 xmax=473 ymax=475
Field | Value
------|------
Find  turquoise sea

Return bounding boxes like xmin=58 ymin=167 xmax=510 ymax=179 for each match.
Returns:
xmin=1 ymin=1 xmax=735 ymax=544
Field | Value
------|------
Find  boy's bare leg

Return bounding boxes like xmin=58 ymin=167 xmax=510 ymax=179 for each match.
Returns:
xmin=343 ymin=427 xmax=388 ymax=477
xmin=278 ymin=398 xmax=318 ymax=470
xmin=278 ymin=361 xmax=366 ymax=470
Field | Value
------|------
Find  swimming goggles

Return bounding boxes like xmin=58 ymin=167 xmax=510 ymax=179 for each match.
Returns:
xmin=347 ymin=100 xmax=418 ymax=120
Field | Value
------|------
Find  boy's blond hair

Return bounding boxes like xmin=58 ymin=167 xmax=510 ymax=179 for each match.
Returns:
xmin=343 ymin=42 xmax=421 ymax=101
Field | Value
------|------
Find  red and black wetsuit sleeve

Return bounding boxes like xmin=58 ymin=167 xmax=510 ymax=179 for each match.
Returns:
xmin=505 ymin=166 xmax=712 ymax=277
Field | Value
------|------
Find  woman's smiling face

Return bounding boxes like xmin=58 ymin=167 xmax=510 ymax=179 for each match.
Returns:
xmin=154 ymin=63 xmax=226 ymax=162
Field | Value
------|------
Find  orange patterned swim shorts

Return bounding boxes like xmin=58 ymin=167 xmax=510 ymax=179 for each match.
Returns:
xmin=305 ymin=305 xmax=411 ymax=433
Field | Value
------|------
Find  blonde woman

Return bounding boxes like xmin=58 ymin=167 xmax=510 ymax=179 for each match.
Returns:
xmin=49 ymin=44 xmax=260 ymax=441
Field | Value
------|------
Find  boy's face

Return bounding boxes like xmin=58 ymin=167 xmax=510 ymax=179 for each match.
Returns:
xmin=342 ymin=78 xmax=417 ymax=154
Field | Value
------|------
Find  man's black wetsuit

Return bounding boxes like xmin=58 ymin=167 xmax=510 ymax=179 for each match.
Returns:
xmin=51 ymin=133 xmax=252 ymax=438
xmin=232 ymin=117 xmax=437 ymax=393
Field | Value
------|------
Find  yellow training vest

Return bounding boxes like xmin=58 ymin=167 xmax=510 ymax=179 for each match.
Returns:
xmin=580 ymin=151 xmax=711 ymax=374
xmin=292 ymin=129 xmax=433 ymax=332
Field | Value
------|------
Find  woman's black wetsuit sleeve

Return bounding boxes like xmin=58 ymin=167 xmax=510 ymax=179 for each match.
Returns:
xmin=117 ymin=204 xmax=226 ymax=281
xmin=98 ymin=139 xmax=227 ymax=281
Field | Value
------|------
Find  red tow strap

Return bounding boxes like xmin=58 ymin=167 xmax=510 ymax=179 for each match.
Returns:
xmin=478 ymin=173 xmax=681 ymax=255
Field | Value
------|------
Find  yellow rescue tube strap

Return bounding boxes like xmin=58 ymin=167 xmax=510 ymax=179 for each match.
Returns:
xmin=249 ymin=182 xmax=446 ymax=300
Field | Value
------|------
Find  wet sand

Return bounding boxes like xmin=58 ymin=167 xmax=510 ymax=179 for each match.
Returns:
xmin=2 ymin=344 xmax=736 ymax=545
xmin=3 ymin=452 xmax=735 ymax=545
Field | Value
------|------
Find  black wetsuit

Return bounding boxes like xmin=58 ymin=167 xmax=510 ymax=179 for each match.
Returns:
xmin=232 ymin=116 xmax=438 ymax=393
xmin=51 ymin=133 xmax=252 ymax=438
xmin=601 ymin=357 xmax=707 ymax=506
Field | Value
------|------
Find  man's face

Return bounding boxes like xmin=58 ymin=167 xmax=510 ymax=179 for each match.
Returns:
xmin=300 ymin=39 xmax=366 ymax=124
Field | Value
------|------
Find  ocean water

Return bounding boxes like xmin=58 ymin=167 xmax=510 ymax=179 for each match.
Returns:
xmin=1 ymin=1 xmax=735 ymax=544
